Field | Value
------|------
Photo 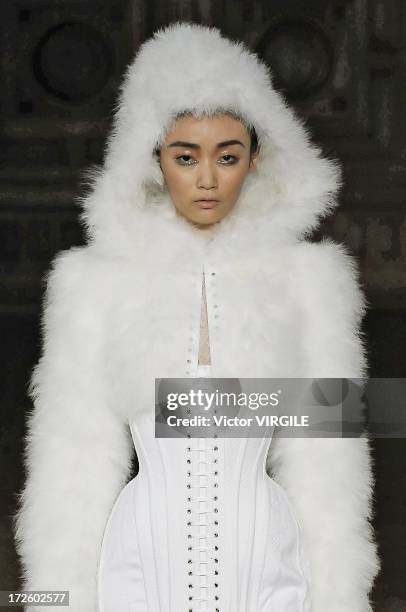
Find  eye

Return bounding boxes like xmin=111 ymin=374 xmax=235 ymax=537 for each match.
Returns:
xmin=175 ymin=154 xmax=196 ymax=166
xmin=174 ymin=153 xmax=239 ymax=166
xmin=220 ymin=154 xmax=238 ymax=165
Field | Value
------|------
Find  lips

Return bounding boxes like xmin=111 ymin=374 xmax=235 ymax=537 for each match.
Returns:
xmin=195 ymin=199 xmax=219 ymax=209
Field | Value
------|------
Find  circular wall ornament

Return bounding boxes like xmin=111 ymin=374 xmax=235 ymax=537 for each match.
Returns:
xmin=257 ymin=20 xmax=334 ymax=100
xmin=33 ymin=21 xmax=113 ymax=103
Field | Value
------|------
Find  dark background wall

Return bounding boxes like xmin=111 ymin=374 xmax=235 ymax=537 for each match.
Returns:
xmin=0 ymin=1 xmax=405 ymax=610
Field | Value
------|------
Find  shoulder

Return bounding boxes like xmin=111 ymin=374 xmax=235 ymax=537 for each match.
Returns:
xmin=291 ymin=238 xmax=368 ymax=326
xmin=291 ymin=238 xmax=364 ymax=289
xmin=292 ymin=238 xmax=358 ymax=276
xmin=45 ymin=244 xmax=123 ymax=301
xmin=42 ymin=246 xmax=115 ymax=331
xmin=46 ymin=246 xmax=91 ymax=288
xmin=47 ymin=244 xmax=113 ymax=283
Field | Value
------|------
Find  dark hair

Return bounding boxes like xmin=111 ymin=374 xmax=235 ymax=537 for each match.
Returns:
xmin=248 ymin=125 xmax=259 ymax=157
xmin=153 ymin=111 xmax=259 ymax=160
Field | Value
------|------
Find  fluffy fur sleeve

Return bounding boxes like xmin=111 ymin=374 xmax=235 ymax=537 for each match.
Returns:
xmin=13 ymin=248 xmax=134 ymax=611
xmin=266 ymin=239 xmax=381 ymax=612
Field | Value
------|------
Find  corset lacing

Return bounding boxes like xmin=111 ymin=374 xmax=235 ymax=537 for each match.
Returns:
xmin=186 ymin=436 xmax=221 ymax=611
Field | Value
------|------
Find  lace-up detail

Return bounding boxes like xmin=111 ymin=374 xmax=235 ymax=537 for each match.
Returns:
xmin=185 ymin=270 xmax=220 ymax=610
xmin=186 ymin=437 xmax=221 ymax=611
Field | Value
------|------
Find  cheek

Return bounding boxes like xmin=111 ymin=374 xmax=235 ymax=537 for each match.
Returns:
xmin=164 ymin=166 xmax=190 ymax=199
xmin=222 ymin=166 xmax=249 ymax=196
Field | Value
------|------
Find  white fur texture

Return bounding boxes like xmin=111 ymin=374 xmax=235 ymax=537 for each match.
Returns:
xmin=14 ymin=22 xmax=380 ymax=611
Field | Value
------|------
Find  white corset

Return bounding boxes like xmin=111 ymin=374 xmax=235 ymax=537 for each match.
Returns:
xmin=96 ymin=273 xmax=312 ymax=611
xmin=97 ymin=435 xmax=312 ymax=611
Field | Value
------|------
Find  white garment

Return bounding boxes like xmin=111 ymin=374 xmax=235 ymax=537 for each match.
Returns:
xmin=97 ymin=360 xmax=312 ymax=611
xmin=14 ymin=24 xmax=379 ymax=612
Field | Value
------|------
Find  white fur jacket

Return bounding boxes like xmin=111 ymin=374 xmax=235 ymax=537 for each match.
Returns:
xmin=14 ymin=22 xmax=380 ymax=612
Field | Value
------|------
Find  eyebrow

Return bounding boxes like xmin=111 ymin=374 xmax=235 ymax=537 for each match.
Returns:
xmin=167 ymin=139 xmax=245 ymax=149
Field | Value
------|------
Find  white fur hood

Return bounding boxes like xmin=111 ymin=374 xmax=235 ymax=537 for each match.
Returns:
xmin=79 ymin=20 xmax=342 ymax=259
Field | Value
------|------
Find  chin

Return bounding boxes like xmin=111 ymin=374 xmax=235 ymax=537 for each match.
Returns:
xmin=194 ymin=214 xmax=222 ymax=226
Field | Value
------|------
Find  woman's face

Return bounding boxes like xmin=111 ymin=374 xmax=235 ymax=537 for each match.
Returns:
xmin=158 ymin=113 xmax=259 ymax=229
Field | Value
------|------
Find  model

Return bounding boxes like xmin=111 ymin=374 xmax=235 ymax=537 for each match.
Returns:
xmin=14 ymin=21 xmax=380 ymax=612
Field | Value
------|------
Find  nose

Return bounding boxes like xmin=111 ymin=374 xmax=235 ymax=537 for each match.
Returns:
xmin=196 ymin=159 xmax=218 ymax=190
